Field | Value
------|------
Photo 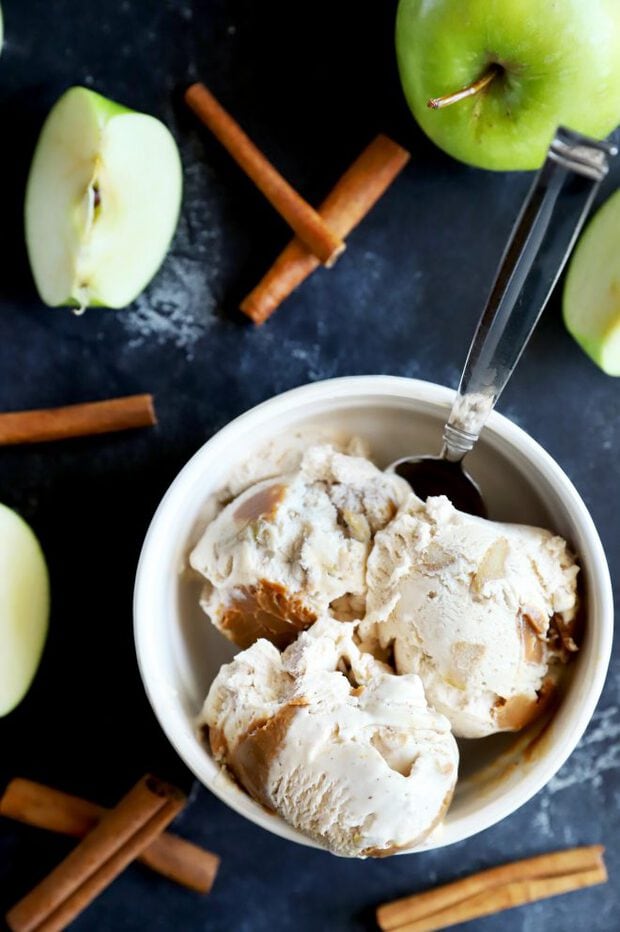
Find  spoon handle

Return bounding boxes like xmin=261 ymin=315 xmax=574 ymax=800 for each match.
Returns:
xmin=442 ymin=127 xmax=617 ymax=462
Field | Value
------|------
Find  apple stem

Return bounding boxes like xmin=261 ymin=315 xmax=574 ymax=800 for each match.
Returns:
xmin=427 ymin=65 xmax=501 ymax=111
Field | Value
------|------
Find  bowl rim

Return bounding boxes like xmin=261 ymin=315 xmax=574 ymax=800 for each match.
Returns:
xmin=134 ymin=375 xmax=614 ymax=853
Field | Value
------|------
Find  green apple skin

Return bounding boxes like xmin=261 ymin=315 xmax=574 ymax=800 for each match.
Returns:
xmin=25 ymin=86 xmax=183 ymax=309
xmin=0 ymin=504 xmax=50 ymax=717
xmin=396 ymin=0 xmax=620 ymax=171
xmin=563 ymin=189 xmax=620 ymax=376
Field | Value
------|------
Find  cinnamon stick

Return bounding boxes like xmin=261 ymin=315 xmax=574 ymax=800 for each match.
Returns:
xmin=185 ymin=82 xmax=345 ymax=266
xmin=6 ymin=776 xmax=186 ymax=932
xmin=0 ymin=778 xmax=219 ymax=894
xmin=241 ymin=134 xmax=410 ymax=324
xmin=0 ymin=394 xmax=156 ymax=446
xmin=377 ymin=846 xmax=606 ymax=932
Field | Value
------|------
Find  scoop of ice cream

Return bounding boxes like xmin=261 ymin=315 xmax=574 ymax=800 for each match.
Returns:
xmin=198 ymin=432 xmax=372 ymax=527
xmin=363 ymin=495 xmax=580 ymax=739
xmin=190 ymin=445 xmax=409 ymax=649
xmin=200 ymin=617 xmax=458 ymax=858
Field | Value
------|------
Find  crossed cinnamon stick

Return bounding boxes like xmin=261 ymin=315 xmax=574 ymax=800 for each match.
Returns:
xmin=0 ymin=777 xmax=218 ymax=895
xmin=185 ymin=82 xmax=410 ymax=323
xmin=3 ymin=776 xmax=220 ymax=932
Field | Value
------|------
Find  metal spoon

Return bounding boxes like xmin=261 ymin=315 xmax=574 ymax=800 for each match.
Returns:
xmin=391 ymin=127 xmax=617 ymax=517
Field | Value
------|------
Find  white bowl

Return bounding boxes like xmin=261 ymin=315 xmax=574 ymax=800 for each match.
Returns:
xmin=134 ymin=376 xmax=613 ymax=853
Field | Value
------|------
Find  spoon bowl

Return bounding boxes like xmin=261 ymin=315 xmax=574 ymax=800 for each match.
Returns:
xmin=391 ymin=455 xmax=486 ymax=517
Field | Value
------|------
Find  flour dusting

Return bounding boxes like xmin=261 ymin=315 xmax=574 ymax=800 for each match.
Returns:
xmin=547 ymin=705 xmax=620 ymax=794
xmin=119 ymin=153 xmax=223 ymax=359
xmin=531 ymin=792 xmax=552 ymax=837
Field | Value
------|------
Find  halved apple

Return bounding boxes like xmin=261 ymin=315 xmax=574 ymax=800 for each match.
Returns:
xmin=563 ymin=189 xmax=620 ymax=376
xmin=0 ymin=503 xmax=50 ymax=717
xmin=25 ymin=86 xmax=183 ymax=309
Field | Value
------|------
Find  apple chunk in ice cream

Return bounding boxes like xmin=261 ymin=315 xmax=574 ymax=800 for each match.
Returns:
xmin=190 ymin=445 xmax=409 ymax=649
xmin=363 ymin=496 xmax=580 ymax=738
xmin=199 ymin=617 xmax=458 ymax=857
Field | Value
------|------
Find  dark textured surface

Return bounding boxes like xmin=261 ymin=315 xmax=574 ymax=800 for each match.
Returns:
xmin=0 ymin=1 xmax=618 ymax=930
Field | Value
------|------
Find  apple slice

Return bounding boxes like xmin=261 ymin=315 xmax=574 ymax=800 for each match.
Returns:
xmin=563 ymin=190 xmax=620 ymax=376
xmin=0 ymin=503 xmax=50 ymax=716
xmin=25 ymin=86 xmax=183 ymax=309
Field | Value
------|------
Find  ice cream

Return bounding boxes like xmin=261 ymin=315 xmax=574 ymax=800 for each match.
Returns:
xmin=199 ymin=616 xmax=459 ymax=857
xmin=363 ymin=495 xmax=580 ymax=738
xmin=193 ymin=435 xmax=583 ymax=857
xmin=190 ymin=445 xmax=409 ymax=649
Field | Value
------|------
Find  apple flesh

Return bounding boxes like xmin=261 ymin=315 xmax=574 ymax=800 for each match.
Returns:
xmin=0 ymin=504 xmax=50 ymax=716
xmin=25 ymin=87 xmax=183 ymax=309
xmin=396 ymin=0 xmax=620 ymax=171
xmin=563 ymin=189 xmax=620 ymax=376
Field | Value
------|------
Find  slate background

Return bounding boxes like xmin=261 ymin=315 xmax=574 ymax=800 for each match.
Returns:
xmin=0 ymin=1 xmax=618 ymax=929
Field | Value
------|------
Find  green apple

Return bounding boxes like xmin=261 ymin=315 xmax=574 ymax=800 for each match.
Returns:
xmin=0 ymin=504 xmax=49 ymax=716
xmin=563 ymin=189 xmax=620 ymax=376
xmin=25 ymin=86 xmax=182 ymax=309
xmin=396 ymin=0 xmax=620 ymax=171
